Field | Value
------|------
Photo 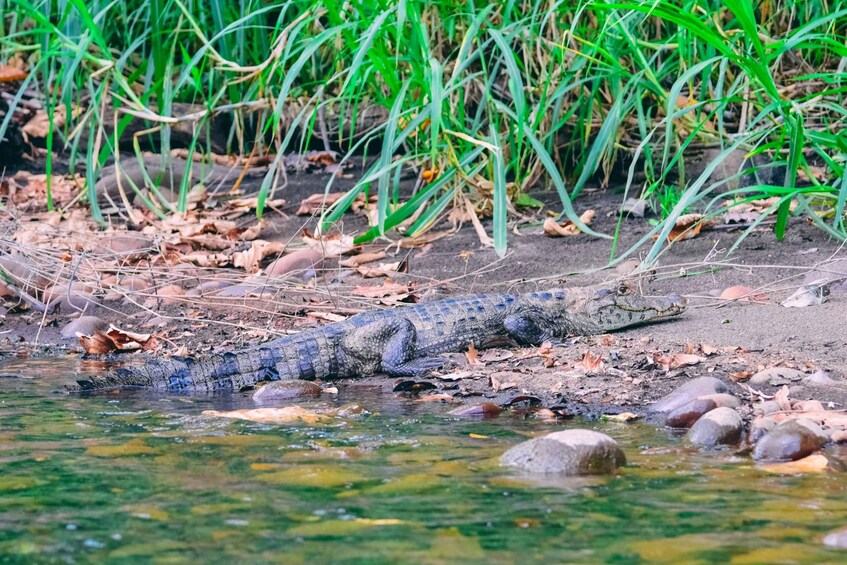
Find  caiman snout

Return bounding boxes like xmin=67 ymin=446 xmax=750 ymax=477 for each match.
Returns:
xmin=658 ymin=293 xmax=688 ymax=317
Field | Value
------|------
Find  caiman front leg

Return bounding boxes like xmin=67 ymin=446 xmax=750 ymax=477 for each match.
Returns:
xmin=343 ymin=317 xmax=445 ymax=378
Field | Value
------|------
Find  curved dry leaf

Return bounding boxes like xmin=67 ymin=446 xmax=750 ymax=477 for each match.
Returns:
xmin=302 ymin=229 xmax=356 ymax=257
xmin=339 ymin=251 xmax=387 ymax=267
xmin=78 ymin=325 xmax=157 ymax=354
xmin=667 ymin=213 xmax=706 ymax=242
xmin=0 ymin=64 xmax=27 ymax=82
xmin=543 ymin=210 xmax=596 ymax=237
xmin=356 ymin=260 xmax=406 ymax=278
xmin=232 ymin=241 xmax=287 ymax=273
xmin=352 ymin=281 xmax=413 ymax=302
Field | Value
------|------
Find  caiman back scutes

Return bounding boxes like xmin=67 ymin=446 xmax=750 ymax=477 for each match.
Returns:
xmin=69 ymin=285 xmax=686 ymax=393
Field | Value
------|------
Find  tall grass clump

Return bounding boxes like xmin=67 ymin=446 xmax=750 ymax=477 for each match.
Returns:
xmin=1 ymin=0 xmax=846 ymax=260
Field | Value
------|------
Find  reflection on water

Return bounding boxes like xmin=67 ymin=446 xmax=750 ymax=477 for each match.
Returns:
xmin=0 ymin=356 xmax=845 ymax=562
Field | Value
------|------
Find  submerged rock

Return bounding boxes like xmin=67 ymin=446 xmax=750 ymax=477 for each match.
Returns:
xmin=749 ymin=416 xmax=778 ymax=444
xmin=752 ymin=418 xmax=828 ymax=462
xmin=665 ymin=398 xmax=717 ymax=428
xmin=686 ymin=407 xmax=743 ymax=447
xmin=252 ymin=380 xmax=323 ymax=403
xmin=650 ymin=377 xmax=728 ymax=414
xmin=500 ymin=429 xmax=626 ymax=475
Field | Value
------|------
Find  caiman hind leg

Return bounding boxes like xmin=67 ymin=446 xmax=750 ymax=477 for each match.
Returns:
xmin=342 ymin=317 xmax=445 ymax=378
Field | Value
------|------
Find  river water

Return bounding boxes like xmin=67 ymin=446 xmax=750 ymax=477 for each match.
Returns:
xmin=1 ymin=357 xmax=846 ymax=563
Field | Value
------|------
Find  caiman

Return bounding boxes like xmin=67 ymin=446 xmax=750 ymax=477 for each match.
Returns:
xmin=69 ymin=283 xmax=687 ymax=393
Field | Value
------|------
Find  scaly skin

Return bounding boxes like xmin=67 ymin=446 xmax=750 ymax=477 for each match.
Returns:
xmin=69 ymin=284 xmax=687 ymax=393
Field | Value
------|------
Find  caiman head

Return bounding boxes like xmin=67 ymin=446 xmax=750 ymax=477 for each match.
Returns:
xmin=522 ymin=282 xmax=687 ymax=336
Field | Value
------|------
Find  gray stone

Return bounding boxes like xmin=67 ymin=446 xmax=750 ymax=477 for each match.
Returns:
xmin=804 ymin=370 xmax=835 ymax=385
xmin=60 ymin=316 xmax=109 ymax=339
xmin=686 ymin=407 xmax=743 ymax=447
xmin=665 ymin=398 xmax=717 ymax=428
xmin=650 ymin=377 xmax=728 ymax=413
xmin=749 ymin=367 xmax=805 ymax=386
xmin=753 ymin=400 xmax=783 ymax=416
xmin=698 ymin=393 xmax=741 ymax=409
xmin=749 ymin=416 xmax=778 ymax=444
xmin=752 ymin=419 xmax=827 ymax=461
xmin=252 ymin=381 xmax=323 ymax=403
xmin=500 ymin=429 xmax=626 ymax=475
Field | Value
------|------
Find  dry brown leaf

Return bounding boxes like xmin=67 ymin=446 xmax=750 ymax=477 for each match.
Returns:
xmin=760 ymin=453 xmax=828 ymax=475
xmin=489 ymin=373 xmax=516 ymax=392
xmin=581 ymin=350 xmax=604 ymax=372
xmin=464 ymin=197 xmax=494 ymax=247
xmin=232 ymin=241 xmax=287 ymax=273
xmin=729 ymin=370 xmax=752 ymax=382
xmin=78 ymin=325 xmax=157 ymax=355
xmin=652 ymin=352 xmax=705 ymax=371
xmin=296 ymin=192 xmax=355 ymax=216
xmin=466 ymin=341 xmax=483 ymax=366
xmin=351 ymin=281 xmax=413 ymax=301
xmin=339 ymin=252 xmax=387 ymax=267
xmin=701 ymin=343 xmax=719 ymax=356
xmin=356 ymin=260 xmax=406 ymax=278
xmin=202 ymin=406 xmax=329 ymax=425
xmin=302 ymin=230 xmax=356 ymax=257
xmin=666 ymin=213 xmax=714 ymax=242
xmin=22 ymin=105 xmax=83 ymax=138
xmin=398 ymin=230 xmax=452 ymax=249
xmin=542 ymin=210 xmax=596 ymax=237
xmin=0 ymin=64 xmax=27 ymax=82
xmin=774 ymin=385 xmax=792 ymax=412
xmin=307 ymin=311 xmax=348 ymax=323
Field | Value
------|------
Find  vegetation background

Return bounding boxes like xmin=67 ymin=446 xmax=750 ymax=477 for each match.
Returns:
xmin=1 ymin=0 xmax=846 ymax=264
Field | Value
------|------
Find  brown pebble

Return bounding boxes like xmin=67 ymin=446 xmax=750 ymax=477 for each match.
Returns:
xmin=252 ymin=380 xmax=323 ymax=403
xmin=665 ymin=398 xmax=717 ymax=428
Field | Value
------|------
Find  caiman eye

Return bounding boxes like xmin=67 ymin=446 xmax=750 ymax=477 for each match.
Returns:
xmin=617 ymin=282 xmax=632 ymax=295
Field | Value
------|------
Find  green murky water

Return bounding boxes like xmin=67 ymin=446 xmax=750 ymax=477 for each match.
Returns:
xmin=1 ymin=358 xmax=847 ymax=564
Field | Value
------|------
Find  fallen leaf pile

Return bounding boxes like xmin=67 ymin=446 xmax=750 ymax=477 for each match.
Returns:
xmin=78 ymin=325 xmax=158 ymax=355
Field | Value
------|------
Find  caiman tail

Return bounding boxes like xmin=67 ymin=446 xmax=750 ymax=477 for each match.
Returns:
xmin=69 ymin=327 xmax=342 ymax=392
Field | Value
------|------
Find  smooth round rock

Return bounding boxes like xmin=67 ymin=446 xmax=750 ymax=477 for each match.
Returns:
xmin=686 ymin=407 xmax=743 ymax=447
xmin=804 ymin=370 xmax=835 ymax=385
xmin=698 ymin=393 xmax=741 ymax=409
xmin=823 ymin=529 xmax=847 ymax=549
xmin=650 ymin=377 xmax=728 ymax=414
xmin=60 ymin=316 xmax=109 ymax=339
xmin=749 ymin=367 xmax=805 ymax=386
xmin=252 ymin=381 xmax=323 ymax=403
xmin=753 ymin=400 xmax=783 ymax=416
xmin=665 ymin=398 xmax=717 ymax=428
xmin=752 ymin=419 xmax=828 ymax=461
xmin=749 ymin=416 xmax=778 ymax=444
xmin=500 ymin=429 xmax=626 ymax=475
